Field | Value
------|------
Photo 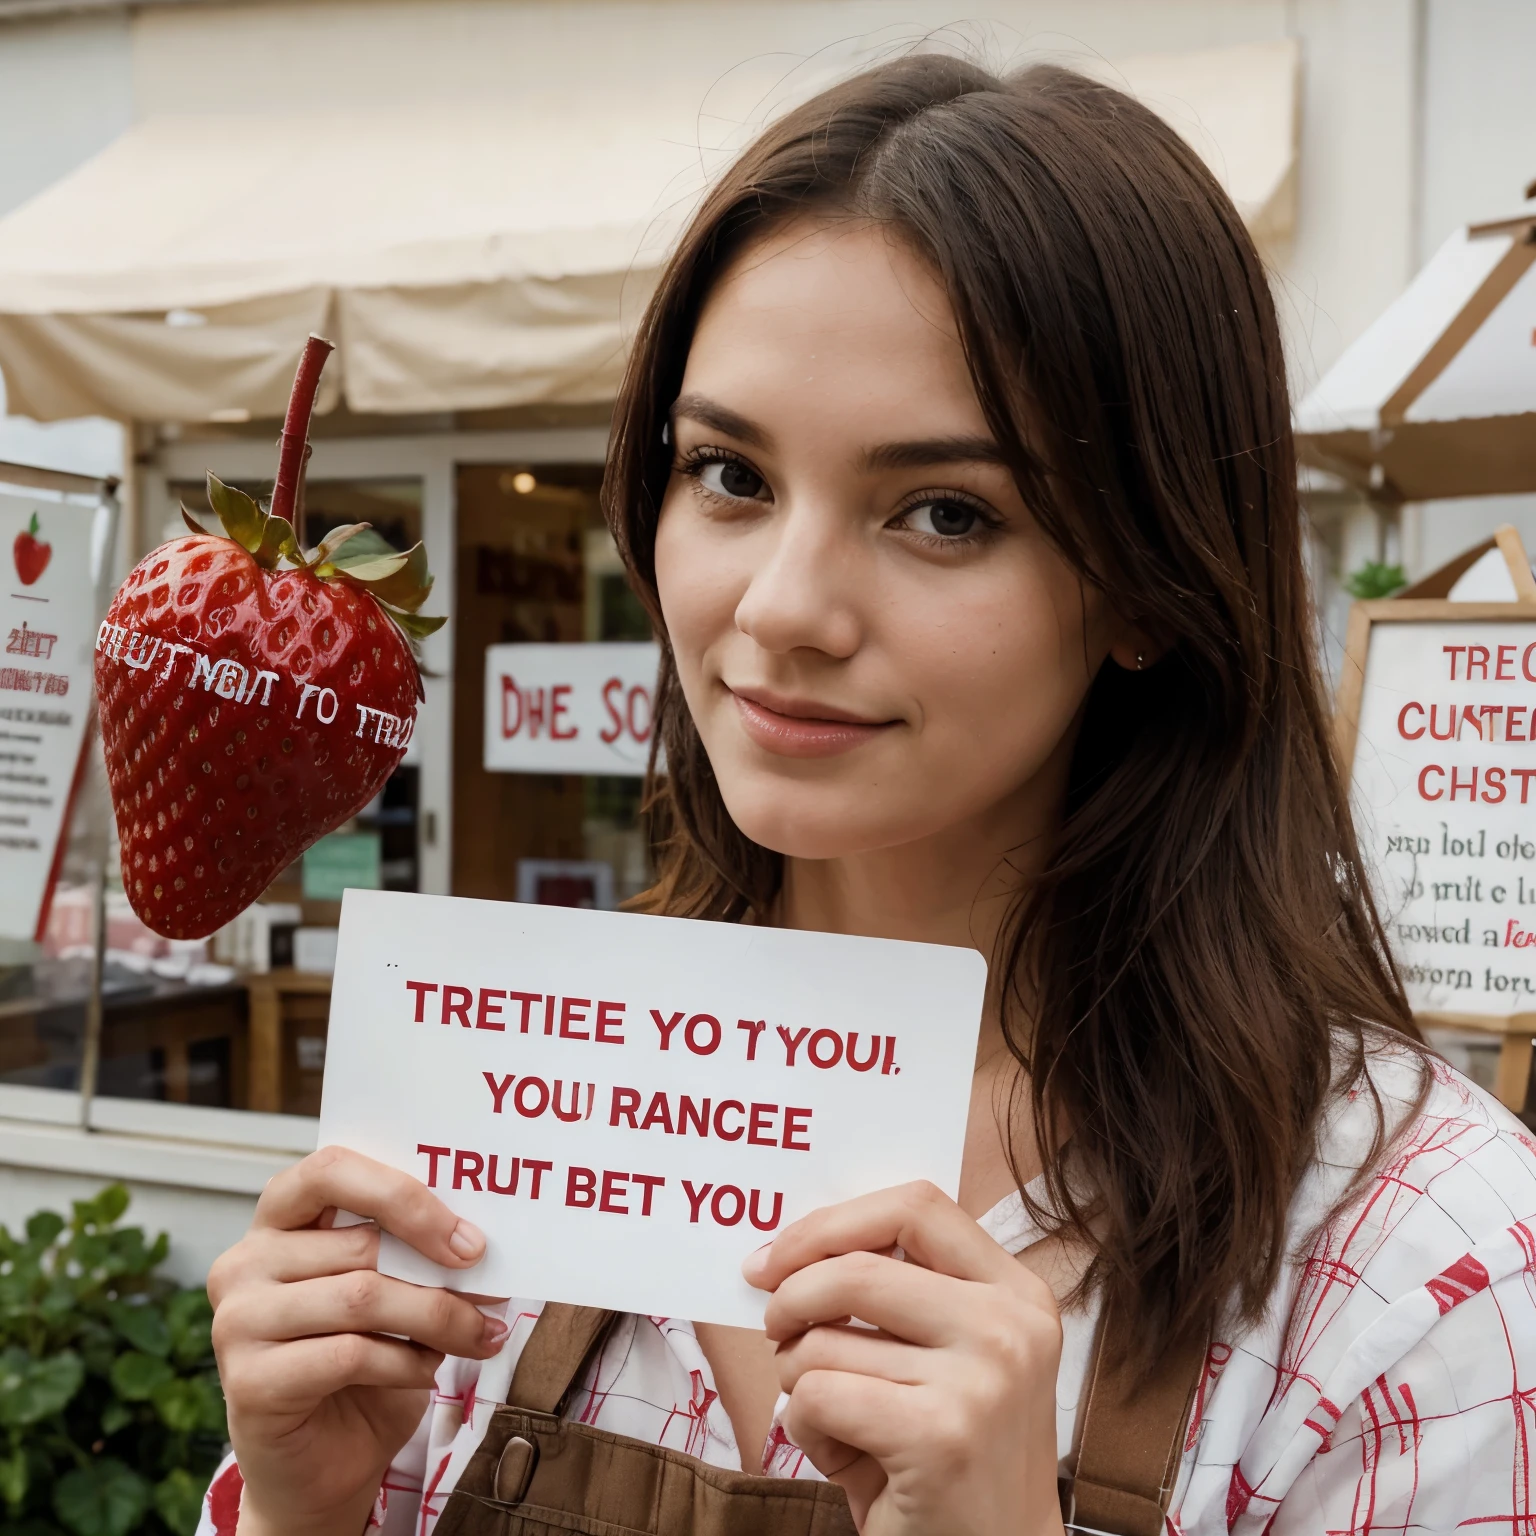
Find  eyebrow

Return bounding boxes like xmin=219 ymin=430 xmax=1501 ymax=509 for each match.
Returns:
xmin=671 ymin=394 xmax=771 ymax=449
xmin=670 ymin=393 xmax=1008 ymax=471
xmin=859 ymin=435 xmax=1009 ymax=472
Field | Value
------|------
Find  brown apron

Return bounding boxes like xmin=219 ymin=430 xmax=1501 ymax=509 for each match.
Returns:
xmin=434 ymin=1302 xmax=1206 ymax=1536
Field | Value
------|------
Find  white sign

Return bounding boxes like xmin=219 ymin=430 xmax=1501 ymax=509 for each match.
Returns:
xmin=1352 ymin=619 xmax=1536 ymax=1016
xmin=318 ymin=889 xmax=985 ymax=1326
xmin=0 ymin=490 xmax=96 ymax=942
xmin=484 ymin=641 xmax=659 ymax=776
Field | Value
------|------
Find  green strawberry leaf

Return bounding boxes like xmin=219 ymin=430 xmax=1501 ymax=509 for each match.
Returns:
xmin=352 ymin=540 xmax=434 ymax=612
xmin=253 ymin=511 xmax=299 ymax=569
xmin=179 ymin=504 xmax=207 ymax=536
xmin=205 ymin=473 xmax=266 ymax=554
xmin=99 ymin=1398 xmax=133 ymax=1437
xmin=108 ymin=1351 xmax=173 ymax=1402
xmin=383 ymin=607 xmax=448 ymax=640
xmin=53 ymin=1458 xmax=151 ymax=1536
xmin=153 ymin=1469 xmax=205 ymax=1536
xmin=320 ymin=553 xmax=410 ymax=583
xmin=314 ymin=522 xmax=373 ymax=565
xmin=0 ymin=1348 xmax=84 ymax=1426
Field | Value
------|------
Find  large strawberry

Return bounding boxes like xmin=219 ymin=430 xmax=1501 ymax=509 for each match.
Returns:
xmin=95 ymin=337 xmax=445 ymax=940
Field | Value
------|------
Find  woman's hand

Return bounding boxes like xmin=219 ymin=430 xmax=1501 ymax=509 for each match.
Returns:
xmin=744 ymin=1181 xmax=1064 ymax=1536
xmin=208 ymin=1146 xmax=508 ymax=1536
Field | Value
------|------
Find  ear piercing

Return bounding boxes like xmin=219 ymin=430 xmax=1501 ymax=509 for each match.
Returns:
xmin=1136 ymin=652 xmax=1146 ymax=671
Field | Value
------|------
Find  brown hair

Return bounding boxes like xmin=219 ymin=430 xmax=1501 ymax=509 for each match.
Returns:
xmin=602 ymin=55 xmax=1420 ymax=1358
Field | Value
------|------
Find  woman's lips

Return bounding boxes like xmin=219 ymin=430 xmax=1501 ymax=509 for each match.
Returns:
xmin=729 ymin=688 xmax=898 ymax=759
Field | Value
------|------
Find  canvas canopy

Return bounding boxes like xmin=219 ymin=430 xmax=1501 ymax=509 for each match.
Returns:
xmin=0 ymin=41 xmax=1300 ymax=424
xmin=1295 ymin=211 xmax=1536 ymax=501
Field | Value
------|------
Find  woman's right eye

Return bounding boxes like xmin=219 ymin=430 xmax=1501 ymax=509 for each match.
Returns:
xmin=696 ymin=457 xmax=770 ymax=502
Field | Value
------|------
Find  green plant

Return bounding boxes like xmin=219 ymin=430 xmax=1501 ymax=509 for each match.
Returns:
xmin=1345 ymin=559 xmax=1408 ymax=600
xmin=0 ymin=1186 xmax=225 ymax=1536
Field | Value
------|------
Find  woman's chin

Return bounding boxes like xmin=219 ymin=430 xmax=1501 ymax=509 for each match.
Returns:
xmin=722 ymin=792 xmax=928 ymax=863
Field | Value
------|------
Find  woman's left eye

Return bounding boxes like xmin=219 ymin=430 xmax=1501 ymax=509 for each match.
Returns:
xmin=898 ymin=499 xmax=983 ymax=539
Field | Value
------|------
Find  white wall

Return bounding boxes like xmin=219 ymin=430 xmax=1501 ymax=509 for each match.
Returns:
xmin=0 ymin=10 xmax=128 ymax=475
xmin=1400 ymin=0 xmax=1536 ymax=579
xmin=1420 ymin=0 xmax=1536 ymax=261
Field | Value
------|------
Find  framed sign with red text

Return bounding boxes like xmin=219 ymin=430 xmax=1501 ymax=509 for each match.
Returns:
xmin=483 ymin=642 xmax=659 ymax=777
xmin=0 ymin=485 xmax=98 ymax=943
xmin=1337 ymin=526 xmax=1536 ymax=1107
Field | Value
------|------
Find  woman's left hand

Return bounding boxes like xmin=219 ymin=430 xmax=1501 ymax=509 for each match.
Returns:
xmin=743 ymin=1181 xmax=1065 ymax=1536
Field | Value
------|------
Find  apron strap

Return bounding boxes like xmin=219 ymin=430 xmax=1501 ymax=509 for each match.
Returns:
xmin=505 ymin=1303 xmax=619 ymax=1416
xmin=1065 ymin=1303 xmax=1208 ymax=1536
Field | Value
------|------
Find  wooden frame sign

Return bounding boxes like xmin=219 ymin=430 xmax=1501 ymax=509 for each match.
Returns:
xmin=1337 ymin=526 xmax=1536 ymax=1110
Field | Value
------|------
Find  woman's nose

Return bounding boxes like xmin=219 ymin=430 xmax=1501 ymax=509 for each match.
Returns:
xmin=732 ymin=507 xmax=863 ymax=659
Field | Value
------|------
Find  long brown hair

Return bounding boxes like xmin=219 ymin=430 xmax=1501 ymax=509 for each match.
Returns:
xmin=602 ymin=55 xmax=1419 ymax=1357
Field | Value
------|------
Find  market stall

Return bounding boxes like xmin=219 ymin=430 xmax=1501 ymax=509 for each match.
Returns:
xmin=1297 ymin=199 xmax=1536 ymax=1116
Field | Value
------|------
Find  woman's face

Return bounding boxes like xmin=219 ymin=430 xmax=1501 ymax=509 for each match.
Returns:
xmin=654 ymin=219 xmax=1128 ymax=862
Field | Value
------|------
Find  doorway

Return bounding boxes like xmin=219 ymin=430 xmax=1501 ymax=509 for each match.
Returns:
xmin=451 ymin=464 xmax=652 ymax=906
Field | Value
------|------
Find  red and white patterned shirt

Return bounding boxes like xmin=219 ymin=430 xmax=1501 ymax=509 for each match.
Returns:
xmin=200 ymin=1044 xmax=1536 ymax=1534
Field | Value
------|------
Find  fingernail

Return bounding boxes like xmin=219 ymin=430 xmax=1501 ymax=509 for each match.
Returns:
xmin=482 ymin=1315 xmax=509 ymax=1349
xmin=741 ymin=1244 xmax=771 ymax=1283
xmin=448 ymin=1220 xmax=485 ymax=1261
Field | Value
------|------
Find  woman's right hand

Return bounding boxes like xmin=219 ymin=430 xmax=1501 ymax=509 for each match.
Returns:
xmin=208 ymin=1146 xmax=509 ymax=1536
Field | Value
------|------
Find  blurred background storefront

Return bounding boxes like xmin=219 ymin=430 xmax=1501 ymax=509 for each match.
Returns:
xmin=0 ymin=0 xmax=1530 ymax=1270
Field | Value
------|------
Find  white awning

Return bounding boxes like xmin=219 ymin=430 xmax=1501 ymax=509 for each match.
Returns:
xmin=0 ymin=42 xmax=1301 ymax=424
xmin=1295 ymin=214 xmax=1536 ymax=500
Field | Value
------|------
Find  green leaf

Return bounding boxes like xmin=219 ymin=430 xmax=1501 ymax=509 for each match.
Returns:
xmin=1345 ymin=559 xmax=1407 ymax=600
xmin=108 ymin=1301 xmax=170 ymax=1359
xmin=38 ymin=1279 xmax=76 ymax=1319
xmin=314 ymin=521 xmax=373 ymax=565
xmin=205 ymin=473 xmax=266 ymax=554
xmin=0 ymin=1349 xmax=84 ymax=1427
xmin=352 ymin=539 xmax=433 ymax=612
xmin=166 ymin=1290 xmax=213 ymax=1366
xmin=149 ymin=1377 xmax=200 ymax=1433
xmin=24 ymin=1212 xmax=63 ymax=1250
xmin=253 ymin=512 xmax=299 ymax=569
xmin=0 ymin=1443 xmax=28 ymax=1508
xmin=319 ymin=552 xmax=409 ymax=584
xmin=108 ymin=1351 xmax=173 ymax=1402
xmin=383 ymin=606 xmax=447 ymax=640
xmin=99 ymin=1398 xmax=132 ymax=1437
xmin=53 ymin=1458 xmax=150 ymax=1536
xmin=90 ymin=1186 xmax=129 ymax=1228
xmin=192 ymin=1371 xmax=227 ymax=1436
xmin=153 ymin=1469 xmax=206 ymax=1536
xmin=179 ymin=503 xmax=208 ymax=537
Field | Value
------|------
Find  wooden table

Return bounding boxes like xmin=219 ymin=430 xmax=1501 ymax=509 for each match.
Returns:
xmin=245 ymin=970 xmax=333 ymax=1113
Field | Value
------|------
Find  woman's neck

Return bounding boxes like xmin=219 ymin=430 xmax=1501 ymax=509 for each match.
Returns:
xmin=775 ymin=774 xmax=1058 ymax=956
xmin=775 ymin=779 xmax=1063 ymax=1216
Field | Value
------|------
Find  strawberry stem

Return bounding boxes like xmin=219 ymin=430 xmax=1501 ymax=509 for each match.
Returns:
xmin=270 ymin=334 xmax=335 ymax=528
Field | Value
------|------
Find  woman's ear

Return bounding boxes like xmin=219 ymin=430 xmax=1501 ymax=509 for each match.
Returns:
xmin=1107 ymin=628 xmax=1169 ymax=673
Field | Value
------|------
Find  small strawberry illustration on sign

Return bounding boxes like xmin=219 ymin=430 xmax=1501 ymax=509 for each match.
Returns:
xmin=13 ymin=512 xmax=50 ymax=585
xmin=95 ymin=336 xmax=446 ymax=939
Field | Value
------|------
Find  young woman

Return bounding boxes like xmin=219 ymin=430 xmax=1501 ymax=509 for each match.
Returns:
xmin=201 ymin=55 xmax=1536 ymax=1536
